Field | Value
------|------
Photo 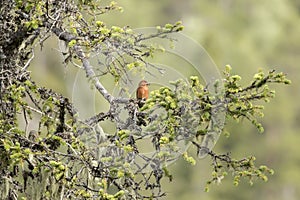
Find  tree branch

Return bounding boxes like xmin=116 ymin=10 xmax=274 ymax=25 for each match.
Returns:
xmin=51 ymin=27 xmax=114 ymax=103
xmin=74 ymin=45 xmax=114 ymax=103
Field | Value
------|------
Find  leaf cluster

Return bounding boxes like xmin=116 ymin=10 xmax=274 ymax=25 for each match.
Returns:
xmin=141 ymin=67 xmax=290 ymax=190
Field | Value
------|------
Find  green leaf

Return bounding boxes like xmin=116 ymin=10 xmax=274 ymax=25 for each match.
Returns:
xmin=68 ymin=39 xmax=77 ymax=47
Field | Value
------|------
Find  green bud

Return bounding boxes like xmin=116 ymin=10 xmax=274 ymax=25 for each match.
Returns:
xmin=68 ymin=39 xmax=77 ymax=47
xmin=164 ymin=23 xmax=173 ymax=29
xmin=225 ymin=65 xmax=232 ymax=72
xmin=159 ymin=136 xmax=169 ymax=144
xmin=231 ymin=75 xmax=241 ymax=81
xmin=233 ymin=181 xmax=239 ymax=186
xmin=204 ymin=186 xmax=210 ymax=192
xmin=96 ymin=21 xmax=104 ymax=27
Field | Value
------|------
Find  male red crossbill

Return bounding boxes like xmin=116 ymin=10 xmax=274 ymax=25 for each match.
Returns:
xmin=136 ymin=80 xmax=149 ymax=108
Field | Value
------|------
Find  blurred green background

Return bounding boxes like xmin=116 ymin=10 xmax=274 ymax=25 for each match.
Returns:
xmin=30 ymin=0 xmax=300 ymax=199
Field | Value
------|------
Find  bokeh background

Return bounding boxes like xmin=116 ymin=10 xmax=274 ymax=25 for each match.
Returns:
xmin=30 ymin=0 xmax=300 ymax=199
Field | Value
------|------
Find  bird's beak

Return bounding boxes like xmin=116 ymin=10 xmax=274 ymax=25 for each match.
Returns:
xmin=146 ymin=83 xmax=150 ymax=86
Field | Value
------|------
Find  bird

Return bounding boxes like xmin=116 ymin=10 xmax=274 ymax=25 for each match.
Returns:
xmin=136 ymin=80 xmax=150 ymax=108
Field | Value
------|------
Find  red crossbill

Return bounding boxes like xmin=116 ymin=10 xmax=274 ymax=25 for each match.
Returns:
xmin=136 ymin=80 xmax=149 ymax=108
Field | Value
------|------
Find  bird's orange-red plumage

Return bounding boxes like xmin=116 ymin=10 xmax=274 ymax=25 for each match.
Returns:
xmin=136 ymin=80 xmax=149 ymax=100
xmin=136 ymin=80 xmax=149 ymax=108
